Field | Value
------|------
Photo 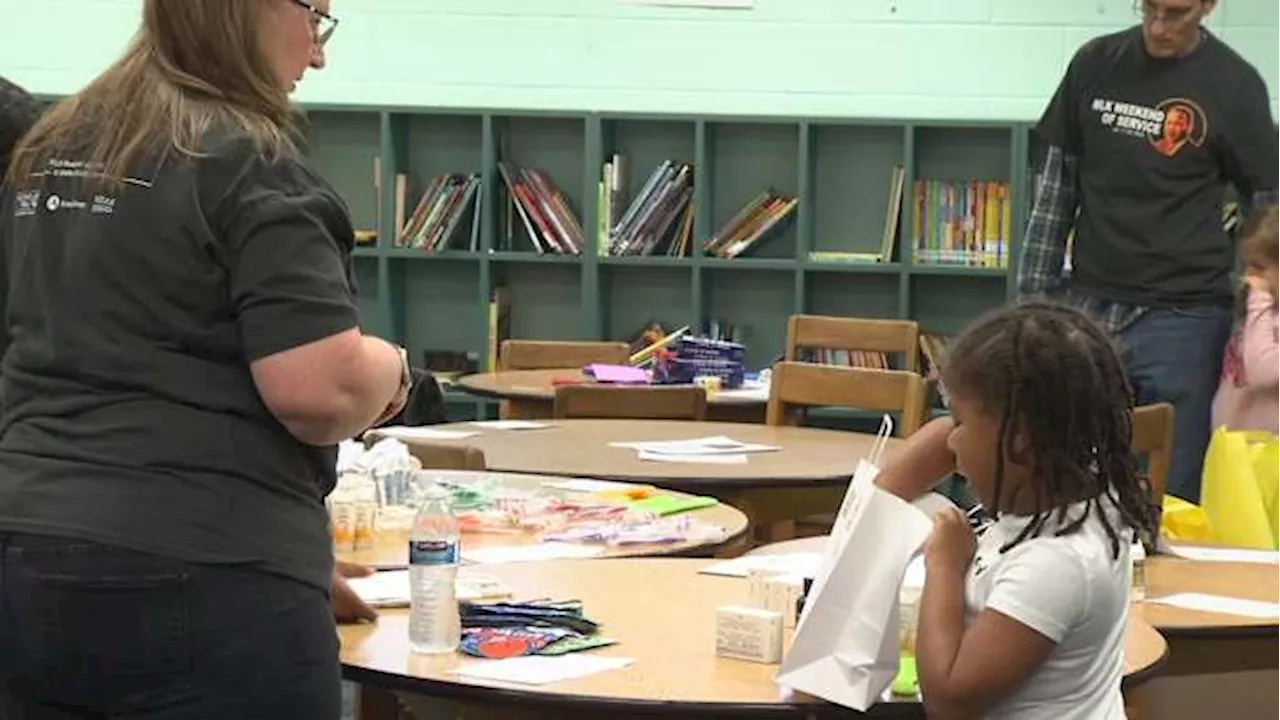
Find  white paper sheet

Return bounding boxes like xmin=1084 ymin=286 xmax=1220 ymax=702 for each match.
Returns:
xmin=463 ymin=542 xmax=604 ymax=564
xmin=1147 ymin=592 xmax=1280 ymax=619
xmin=637 ymin=450 xmax=748 ymax=464
xmin=699 ymin=552 xmax=823 ymax=579
xmin=470 ymin=420 xmax=551 ymax=430
xmin=1166 ymin=545 xmax=1280 ymax=565
xmin=372 ymin=426 xmax=478 ymax=441
xmin=452 ymin=655 xmax=635 ymax=686
xmin=610 ymin=435 xmax=778 ymax=456
xmin=542 ymin=478 xmax=637 ymax=493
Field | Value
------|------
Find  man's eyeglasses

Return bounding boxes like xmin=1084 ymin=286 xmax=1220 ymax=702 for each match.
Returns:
xmin=1134 ymin=0 xmax=1198 ymax=25
xmin=291 ymin=0 xmax=338 ymax=46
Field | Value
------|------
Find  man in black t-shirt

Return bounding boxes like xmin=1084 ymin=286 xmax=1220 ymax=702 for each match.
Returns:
xmin=1018 ymin=0 xmax=1278 ymax=504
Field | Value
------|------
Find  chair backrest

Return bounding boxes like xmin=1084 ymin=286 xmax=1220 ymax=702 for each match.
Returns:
xmin=785 ymin=314 xmax=921 ymax=373
xmin=404 ymin=442 xmax=487 ymax=471
xmin=1131 ymin=402 xmax=1174 ymax=511
xmin=766 ymin=361 xmax=928 ymax=436
xmin=499 ymin=340 xmax=631 ymax=371
xmin=552 ymin=384 xmax=708 ymax=421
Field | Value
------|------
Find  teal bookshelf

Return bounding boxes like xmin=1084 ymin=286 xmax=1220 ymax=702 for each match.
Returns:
xmin=296 ymin=107 xmax=1035 ymax=421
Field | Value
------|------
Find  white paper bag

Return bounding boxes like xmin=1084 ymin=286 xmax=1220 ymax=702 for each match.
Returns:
xmin=775 ymin=416 xmax=934 ymax=712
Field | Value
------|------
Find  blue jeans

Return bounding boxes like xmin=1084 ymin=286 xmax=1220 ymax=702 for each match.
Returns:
xmin=1119 ymin=305 xmax=1232 ymax=504
xmin=0 ymin=533 xmax=342 ymax=719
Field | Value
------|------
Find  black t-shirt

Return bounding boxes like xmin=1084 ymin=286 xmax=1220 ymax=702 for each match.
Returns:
xmin=1037 ymin=26 xmax=1279 ymax=307
xmin=0 ymin=131 xmax=359 ymax=590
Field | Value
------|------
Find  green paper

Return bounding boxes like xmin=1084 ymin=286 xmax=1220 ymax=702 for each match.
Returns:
xmin=628 ymin=494 xmax=719 ymax=516
xmin=537 ymin=634 xmax=617 ymax=656
xmin=892 ymin=655 xmax=919 ymax=697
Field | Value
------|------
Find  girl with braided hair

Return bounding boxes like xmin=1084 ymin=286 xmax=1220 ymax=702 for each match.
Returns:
xmin=912 ymin=301 xmax=1157 ymax=720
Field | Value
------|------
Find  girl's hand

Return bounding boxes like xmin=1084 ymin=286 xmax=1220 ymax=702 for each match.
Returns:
xmin=924 ymin=507 xmax=978 ymax=575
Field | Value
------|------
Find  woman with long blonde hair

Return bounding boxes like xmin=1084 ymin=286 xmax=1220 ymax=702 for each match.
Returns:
xmin=0 ymin=1 xmax=407 ymax=716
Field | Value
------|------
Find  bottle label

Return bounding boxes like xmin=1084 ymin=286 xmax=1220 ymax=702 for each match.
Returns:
xmin=409 ymin=539 xmax=459 ymax=566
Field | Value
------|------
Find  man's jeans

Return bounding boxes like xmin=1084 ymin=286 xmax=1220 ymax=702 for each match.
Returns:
xmin=1119 ymin=305 xmax=1232 ymax=504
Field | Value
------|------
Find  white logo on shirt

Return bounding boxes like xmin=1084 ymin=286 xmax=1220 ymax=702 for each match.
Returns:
xmin=91 ymin=195 xmax=116 ymax=215
xmin=14 ymin=190 xmax=40 ymax=218
xmin=45 ymin=194 xmax=61 ymax=212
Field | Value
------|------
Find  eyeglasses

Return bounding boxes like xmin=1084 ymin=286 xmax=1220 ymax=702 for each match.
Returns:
xmin=291 ymin=0 xmax=338 ymax=46
xmin=1134 ymin=0 xmax=1199 ymax=25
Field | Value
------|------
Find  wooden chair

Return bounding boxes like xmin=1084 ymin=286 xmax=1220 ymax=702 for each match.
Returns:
xmin=758 ymin=361 xmax=929 ymax=542
xmin=553 ymin=385 xmax=707 ymax=421
xmin=403 ymin=441 xmax=487 ymax=471
xmin=497 ymin=340 xmax=632 ymax=419
xmin=785 ymin=314 xmax=921 ymax=373
xmin=1131 ymin=402 xmax=1174 ymax=531
xmin=766 ymin=361 xmax=929 ymax=436
xmin=498 ymin=339 xmax=630 ymax=371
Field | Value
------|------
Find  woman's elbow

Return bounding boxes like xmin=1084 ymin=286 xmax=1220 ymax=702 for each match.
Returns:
xmin=271 ymin=403 xmax=363 ymax=446
xmin=249 ymin=331 xmax=380 ymax=445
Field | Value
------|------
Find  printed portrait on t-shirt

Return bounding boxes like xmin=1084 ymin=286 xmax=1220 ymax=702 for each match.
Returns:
xmin=1150 ymin=100 xmax=1207 ymax=157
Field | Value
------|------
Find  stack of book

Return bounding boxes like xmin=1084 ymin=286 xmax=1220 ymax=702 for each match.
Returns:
xmin=652 ymin=336 xmax=747 ymax=389
xmin=910 ymin=179 xmax=1011 ymax=267
xmin=396 ymin=173 xmax=481 ymax=252
xmin=498 ymin=161 xmax=585 ymax=255
xmin=599 ymin=157 xmax=695 ymax=257
xmin=703 ymin=189 xmax=797 ymax=259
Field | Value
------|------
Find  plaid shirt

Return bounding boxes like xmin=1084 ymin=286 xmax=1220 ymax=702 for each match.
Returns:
xmin=1017 ymin=145 xmax=1279 ymax=334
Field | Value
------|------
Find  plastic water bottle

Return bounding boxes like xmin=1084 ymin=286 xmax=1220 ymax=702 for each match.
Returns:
xmin=1130 ymin=537 xmax=1147 ymax=602
xmin=408 ymin=480 xmax=461 ymax=654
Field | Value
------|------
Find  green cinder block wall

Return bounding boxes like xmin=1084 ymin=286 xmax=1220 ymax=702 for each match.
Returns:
xmin=3 ymin=0 xmax=1275 ymax=119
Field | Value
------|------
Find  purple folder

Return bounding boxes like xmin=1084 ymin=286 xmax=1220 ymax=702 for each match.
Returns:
xmin=584 ymin=364 xmax=649 ymax=384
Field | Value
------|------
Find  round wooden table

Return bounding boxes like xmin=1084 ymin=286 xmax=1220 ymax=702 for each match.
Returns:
xmin=371 ymin=420 xmax=890 ymax=542
xmin=456 ymin=369 xmax=768 ymax=422
xmin=337 ymin=471 xmax=750 ymax=569
xmin=340 ymin=558 xmax=1167 ymax=718
xmin=386 ymin=419 xmax=883 ymax=492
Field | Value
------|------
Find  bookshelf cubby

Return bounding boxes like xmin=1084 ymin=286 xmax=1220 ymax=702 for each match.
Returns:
xmin=296 ymin=108 xmax=1038 ymax=420
xmin=601 ymin=264 xmax=695 ymax=344
xmin=493 ymin=114 xmax=588 ymax=255
xmin=305 ymin=111 xmax=381 ymax=232
xmin=808 ymin=123 xmax=906 ymax=259
xmin=701 ymin=267 xmax=798 ymax=370
xmin=706 ymin=120 xmax=800 ymax=261
xmin=393 ymin=261 xmax=484 ymax=371
xmin=806 ymin=270 xmax=901 ymax=321
xmin=494 ymin=261 xmax=586 ymax=341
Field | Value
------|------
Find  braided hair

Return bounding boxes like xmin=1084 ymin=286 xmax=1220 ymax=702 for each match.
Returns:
xmin=940 ymin=301 xmax=1157 ymax=559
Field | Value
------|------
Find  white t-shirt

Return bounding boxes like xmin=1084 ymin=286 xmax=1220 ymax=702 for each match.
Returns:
xmin=965 ymin=497 xmax=1132 ymax=720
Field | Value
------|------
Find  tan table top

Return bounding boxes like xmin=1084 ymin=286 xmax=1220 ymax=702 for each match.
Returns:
xmin=1136 ymin=555 xmax=1279 ymax=637
xmin=339 ymin=558 xmax=1167 ymax=714
xmin=751 ymin=537 xmax=1279 ymax=638
xmin=456 ymin=369 xmax=768 ymax=406
xmin=389 ymin=419 xmax=884 ymax=491
xmin=336 ymin=470 xmax=749 ymax=569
